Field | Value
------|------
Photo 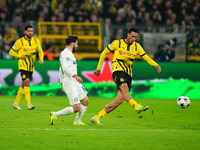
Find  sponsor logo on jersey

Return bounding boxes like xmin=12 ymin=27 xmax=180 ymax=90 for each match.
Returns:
xmin=24 ymin=48 xmax=35 ymax=51
xmin=120 ymin=78 xmax=124 ymax=82
xmin=22 ymin=74 xmax=26 ymax=79
xmin=119 ymin=50 xmax=135 ymax=57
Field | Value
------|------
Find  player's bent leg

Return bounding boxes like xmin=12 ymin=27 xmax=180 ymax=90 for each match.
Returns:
xmin=91 ymin=92 xmax=124 ymax=125
xmin=74 ymin=96 xmax=89 ymax=124
xmin=119 ymin=83 xmax=149 ymax=113
xmin=23 ymin=78 xmax=35 ymax=110
xmin=14 ymin=86 xmax=24 ymax=106
xmin=119 ymin=83 xmax=132 ymax=102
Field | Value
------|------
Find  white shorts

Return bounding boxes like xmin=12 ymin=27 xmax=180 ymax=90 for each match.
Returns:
xmin=62 ymin=77 xmax=88 ymax=105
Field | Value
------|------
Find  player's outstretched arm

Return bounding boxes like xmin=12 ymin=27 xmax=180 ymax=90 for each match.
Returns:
xmin=156 ymin=65 xmax=161 ymax=73
xmin=95 ymin=48 xmax=110 ymax=76
xmin=142 ymin=54 xmax=161 ymax=73
xmin=39 ymin=60 xmax=44 ymax=64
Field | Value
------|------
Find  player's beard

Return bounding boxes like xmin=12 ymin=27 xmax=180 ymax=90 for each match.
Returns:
xmin=27 ymin=34 xmax=32 ymax=39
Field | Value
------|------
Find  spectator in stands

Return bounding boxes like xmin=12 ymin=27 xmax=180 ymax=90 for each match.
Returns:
xmin=50 ymin=15 xmax=57 ymax=22
xmin=5 ymin=0 xmax=15 ymax=20
xmin=67 ymin=15 xmax=75 ymax=22
xmin=22 ymin=1 xmax=37 ymax=22
xmin=0 ymin=11 xmax=8 ymax=25
xmin=187 ymin=37 xmax=200 ymax=56
xmin=154 ymin=44 xmax=175 ymax=62
xmin=152 ymin=9 xmax=162 ymax=25
xmin=165 ymin=18 xmax=173 ymax=32
xmin=3 ymin=24 xmax=18 ymax=44
xmin=58 ymin=12 xmax=65 ymax=22
xmin=191 ymin=5 xmax=200 ymax=25
xmin=158 ymin=27 xmax=166 ymax=33
xmin=53 ymin=47 xmax=60 ymax=60
xmin=43 ymin=44 xmax=54 ymax=61
xmin=13 ymin=7 xmax=23 ymax=21
xmin=118 ymin=3 xmax=136 ymax=21
xmin=13 ymin=16 xmax=24 ymax=36
xmin=182 ymin=14 xmax=194 ymax=27
xmin=75 ymin=9 xmax=84 ymax=22
xmin=90 ymin=15 xmax=98 ymax=22
xmin=0 ymin=33 xmax=3 ymax=50
xmin=1 ymin=42 xmax=13 ymax=59
xmin=112 ymin=28 xmax=124 ymax=41
xmin=126 ymin=19 xmax=136 ymax=29
xmin=105 ymin=1 xmax=117 ymax=23
xmin=0 ymin=0 xmax=199 ymax=61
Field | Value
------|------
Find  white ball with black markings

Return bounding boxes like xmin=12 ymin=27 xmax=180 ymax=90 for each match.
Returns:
xmin=177 ymin=96 xmax=190 ymax=109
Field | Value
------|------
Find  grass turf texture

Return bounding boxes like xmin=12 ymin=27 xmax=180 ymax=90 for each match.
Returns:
xmin=0 ymin=95 xmax=200 ymax=150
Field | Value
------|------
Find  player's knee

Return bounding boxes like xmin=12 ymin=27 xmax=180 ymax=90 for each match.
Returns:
xmin=81 ymin=97 xmax=89 ymax=106
xmin=73 ymin=104 xmax=81 ymax=112
xmin=83 ymin=99 xmax=89 ymax=106
xmin=119 ymin=83 xmax=129 ymax=92
xmin=24 ymin=79 xmax=30 ymax=86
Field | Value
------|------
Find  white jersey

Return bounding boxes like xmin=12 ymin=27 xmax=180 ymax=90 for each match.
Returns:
xmin=59 ymin=48 xmax=77 ymax=79
xmin=59 ymin=48 xmax=87 ymax=105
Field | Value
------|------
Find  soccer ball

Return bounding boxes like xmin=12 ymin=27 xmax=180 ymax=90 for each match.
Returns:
xmin=177 ymin=96 xmax=190 ymax=108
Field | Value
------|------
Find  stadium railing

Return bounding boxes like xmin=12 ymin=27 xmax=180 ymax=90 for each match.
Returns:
xmin=37 ymin=22 xmax=102 ymax=60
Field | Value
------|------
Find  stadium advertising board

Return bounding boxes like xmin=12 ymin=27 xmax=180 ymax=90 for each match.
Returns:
xmin=0 ymin=59 xmax=199 ymax=86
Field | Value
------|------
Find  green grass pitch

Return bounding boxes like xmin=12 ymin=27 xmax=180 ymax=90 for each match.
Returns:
xmin=0 ymin=95 xmax=200 ymax=150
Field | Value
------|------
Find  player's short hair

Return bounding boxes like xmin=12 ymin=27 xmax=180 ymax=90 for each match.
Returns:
xmin=65 ymin=36 xmax=78 ymax=45
xmin=25 ymin=25 xmax=33 ymax=30
xmin=128 ymin=27 xmax=139 ymax=34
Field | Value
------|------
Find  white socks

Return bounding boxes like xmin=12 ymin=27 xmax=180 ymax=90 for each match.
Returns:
xmin=55 ymin=107 xmax=74 ymax=117
xmin=54 ymin=104 xmax=87 ymax=122
xmin=75 ymin=104 xmax=87 ymax=122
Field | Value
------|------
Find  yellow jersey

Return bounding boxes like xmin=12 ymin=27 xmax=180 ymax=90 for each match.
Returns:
xmin=97 ymin=39 xmax=158 ymax=77
xmin=9 ymin=36 xmax=44 ymax=72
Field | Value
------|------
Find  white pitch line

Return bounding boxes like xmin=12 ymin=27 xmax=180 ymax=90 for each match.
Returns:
xmin=0 ymin=128 xmax=194 ymax=132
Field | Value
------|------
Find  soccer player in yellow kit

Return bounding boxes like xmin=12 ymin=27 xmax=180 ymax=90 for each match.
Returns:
xmin=91 ymin=27 xmax=161 ymax=124
xmin=9 ymin=25 xmax=44 ymax=110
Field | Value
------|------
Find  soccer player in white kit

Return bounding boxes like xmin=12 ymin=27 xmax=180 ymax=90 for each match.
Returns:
xmin=50 ymin=36 xmax=89 ymax=125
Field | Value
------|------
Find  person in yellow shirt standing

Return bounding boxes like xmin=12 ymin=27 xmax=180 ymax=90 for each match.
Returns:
xmin=9 ymin=25 xmax=44 ymax=110
xmin=91 ymin=27 xmax=161 ymax=125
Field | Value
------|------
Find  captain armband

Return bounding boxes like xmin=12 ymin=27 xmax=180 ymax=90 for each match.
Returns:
xmin=37 ymin=45 xmax=42 ymax=50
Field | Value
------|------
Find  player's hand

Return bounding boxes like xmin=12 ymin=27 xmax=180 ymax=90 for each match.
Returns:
xmin=73 ymin=74 xmax=83 ymax=83
xmin=39 ymin=60 xmax=44 ymax=64
xmin=94 ymin=69 xmax=101 ymax=76
xmin=21 ymin=55 xmax=27 ymax=60
xmin=156 ymin=65 xmax=161 ymax=73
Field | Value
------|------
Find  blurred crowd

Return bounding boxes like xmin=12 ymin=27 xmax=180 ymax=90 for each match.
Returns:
xmin=0 ymin=0 xmax=200 ymax=61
